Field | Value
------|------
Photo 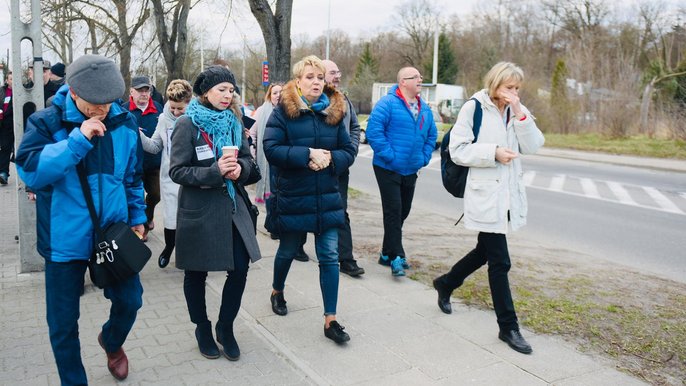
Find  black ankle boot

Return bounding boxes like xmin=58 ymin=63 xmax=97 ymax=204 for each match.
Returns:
xmin=195 ymin=322 xmax=220 ymax=359
xmin=158 ymin=229 xmax=176 ymax=268
xmin=215 ymin=321 xmax=240 ymax=361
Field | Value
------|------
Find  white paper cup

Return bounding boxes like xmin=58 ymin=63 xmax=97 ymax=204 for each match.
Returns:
xmin=222 ymin=145 xmax=239 ymax=157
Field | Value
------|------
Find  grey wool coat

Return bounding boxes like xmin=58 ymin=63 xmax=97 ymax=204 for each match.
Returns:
xmin=169 ymin=114 xmax=262 ymax=272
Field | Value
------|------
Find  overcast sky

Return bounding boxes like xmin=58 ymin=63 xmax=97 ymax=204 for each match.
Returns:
xmin=0 ymin=0 xmax=680 ymax=68
xmin=0 ymin=0 xmax=479 ymax=67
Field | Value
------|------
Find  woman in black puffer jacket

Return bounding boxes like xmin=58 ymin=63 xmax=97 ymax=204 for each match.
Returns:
xmin=263 ymin=55 xmax=355 ymax=344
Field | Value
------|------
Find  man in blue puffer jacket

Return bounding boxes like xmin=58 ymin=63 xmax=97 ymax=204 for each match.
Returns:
xmin=15 ymin=55 xmax=146 ymax=385
xmin=366 ymin=66 xmax=437 ymax=277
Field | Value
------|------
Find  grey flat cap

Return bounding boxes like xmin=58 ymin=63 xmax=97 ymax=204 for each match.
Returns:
xmin=131 ymin=75 xmax=152 ymax=89
xmin=66 ymin=55 xmax=125 ymax=104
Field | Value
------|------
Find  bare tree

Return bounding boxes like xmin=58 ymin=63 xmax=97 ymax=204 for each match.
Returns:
xmin=41 ymin=0 xmax=77 ymax=63
xmin=395 ymin=0 xmax=438 ymax=66
xmin=248 ymin=0 xmax=292 ymax=83
xmin=150 ymin=0 xmax=191 ymax=84
xmin=68 ymin=0 xmax=151 ymax=89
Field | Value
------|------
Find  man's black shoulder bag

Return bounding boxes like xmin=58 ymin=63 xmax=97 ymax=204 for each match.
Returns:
xmin=77 ymin=162 xmax=151 ymax=288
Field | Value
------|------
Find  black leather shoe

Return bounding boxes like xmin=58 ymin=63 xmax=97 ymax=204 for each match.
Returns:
xmin=270 ymin=292 xmax=288 ymax=316
xmin=340 ymin=260 xmax=365 ymax=277
xmin=324 ymin=321 xmax=350 ymax=344
xmin=195 ymin=322 xmax=220 ymax=359
xmin=158 ymin=248 xmax=171 ymax=268
xmin=432 ymin=278 xmax=452 ymax=314
xmin=293 ymin=249 xmax=309 ymax=262
xmin=499 ymin=330 xmax=532 ymax=354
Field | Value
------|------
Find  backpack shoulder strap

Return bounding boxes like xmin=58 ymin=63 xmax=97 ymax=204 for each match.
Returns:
xmin=470 ymin=97 xmax=482 ymax=143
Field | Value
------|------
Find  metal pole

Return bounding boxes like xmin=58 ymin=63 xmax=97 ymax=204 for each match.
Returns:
xmin=241 ymin=41 xmax=246 ymax=104
xmin=325 ymin=0 xmax=331 ymax=60
xmin=10 ymin=0 xmax=44 ymax=272
xmin=432 ymin=20 xmax=439 ymax=85
xmin=200 ymin=32 xmax=204 ymax=72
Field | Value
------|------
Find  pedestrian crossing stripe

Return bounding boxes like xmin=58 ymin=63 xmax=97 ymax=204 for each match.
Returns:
xmin=356 ymin=147 xmax=686 ymax=216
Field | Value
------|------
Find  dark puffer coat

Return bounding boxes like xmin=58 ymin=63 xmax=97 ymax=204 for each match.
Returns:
xmin=263 ymin=81 xmax=355 ymax=235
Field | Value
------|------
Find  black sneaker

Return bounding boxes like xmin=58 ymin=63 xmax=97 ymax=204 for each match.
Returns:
xmin=270 ymin=292 xmax=288 ymax=316
xmin=324 ymin=321 xmax=350 ymax=344
xmin=339 ymin=260 xmax=365 ymax=276
xmin=0 ymin=172 xmax=8 ymax=185
xmin=499 ymin=330 xmax=533 ymax=354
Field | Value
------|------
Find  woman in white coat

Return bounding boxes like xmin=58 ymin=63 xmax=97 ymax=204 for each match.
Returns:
xmin=249 ymin=83 xmax=282 ymax=204
xmin=139 ymin=79 xmax=193 ymax=268
xmin=432 ymin=62 xmax=544 ymax=354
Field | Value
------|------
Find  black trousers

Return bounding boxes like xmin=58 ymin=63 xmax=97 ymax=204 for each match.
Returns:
xmin=437 ymin=232 xmax=518 ymax=332
xmin=183 ymin=226 xmax=250 ymax=326
xmin=373 ymin=165 xmax=417 ymax=258
xmin=337 ymin=171 xmax=355 ymax=262
xmin=0 ymin=123 xmax=14 ymax=175
xmin=142 ymin=168 xmax=161 ymax=224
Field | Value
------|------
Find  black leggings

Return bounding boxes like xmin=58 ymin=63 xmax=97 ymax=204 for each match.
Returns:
xmin=183 ymin=225 xmax=250 ymax=325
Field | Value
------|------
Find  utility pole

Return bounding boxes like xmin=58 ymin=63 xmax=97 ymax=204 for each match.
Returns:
xmin=10 ymin=0 xmax=44 ymax=272
xmin=432 ymin=20 xmax=439 ymax=85
xmin=325 ymin=0 xmax=331 ymax=60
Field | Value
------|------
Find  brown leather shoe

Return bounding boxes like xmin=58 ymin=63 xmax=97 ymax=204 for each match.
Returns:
xmin=98 ymin=332 xmax=129 ymax=380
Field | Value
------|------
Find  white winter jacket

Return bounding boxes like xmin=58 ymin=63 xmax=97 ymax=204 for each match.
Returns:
xmin=448 ymin=89 xmax=544 ymax=233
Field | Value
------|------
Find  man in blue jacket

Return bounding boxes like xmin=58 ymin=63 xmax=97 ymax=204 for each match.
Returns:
xmin=15 ymin=54 xmax=146 ymax=384
xmin=366 ymin=67 xmax=437 ymax=277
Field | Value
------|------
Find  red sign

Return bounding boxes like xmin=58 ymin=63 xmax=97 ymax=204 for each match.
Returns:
xmin=262 ymin=61 xmax=269 ymax=86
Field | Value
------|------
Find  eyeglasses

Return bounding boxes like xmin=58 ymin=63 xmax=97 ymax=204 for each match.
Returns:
xmin=403 ymin=75 xmax=423 ymax=81
xmin=328 ymin=70 xmax=342 ymax=76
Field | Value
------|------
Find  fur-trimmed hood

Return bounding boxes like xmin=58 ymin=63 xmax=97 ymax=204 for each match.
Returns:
xmin=279 ymin=80 xmax=346 ymax=126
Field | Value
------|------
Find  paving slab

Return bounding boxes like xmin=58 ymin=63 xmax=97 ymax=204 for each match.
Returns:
xmin=0 ymin=162 xmax=648 ymax=385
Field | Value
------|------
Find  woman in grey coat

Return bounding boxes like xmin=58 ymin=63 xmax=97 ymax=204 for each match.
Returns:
xmin=169 ymin=66 xmax=261 ymax=362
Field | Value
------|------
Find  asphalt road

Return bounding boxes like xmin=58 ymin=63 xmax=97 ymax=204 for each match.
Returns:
xmin=350 ymin=145 xmax=686 ymax=284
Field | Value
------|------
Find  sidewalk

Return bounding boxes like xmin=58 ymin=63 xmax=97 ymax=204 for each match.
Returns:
xmin=0 ymin=176 xmax=646 ymax=385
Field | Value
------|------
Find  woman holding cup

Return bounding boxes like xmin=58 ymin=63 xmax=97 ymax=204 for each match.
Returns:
xmin=169 ymin=66 xmax=261 ymax=361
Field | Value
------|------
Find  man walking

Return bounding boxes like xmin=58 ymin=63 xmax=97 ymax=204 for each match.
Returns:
xmin=15 ymin=54 xmax=147 ymax=384
xmin=319 ymin=59 xmax=364 ymax=276
xmin=123 ymin=75 xmax=163 ymax=240
xmin=366 ymin=67 xmax=437 ymax=277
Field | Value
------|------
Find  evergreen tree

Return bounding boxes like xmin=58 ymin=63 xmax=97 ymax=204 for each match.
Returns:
xmin=423 ymin=32 xmax=458 ymax=84
xmin=349 ymin=43 xmax=379 ymax=104
xmin=550 ymin=59 xmax=574 ymax=134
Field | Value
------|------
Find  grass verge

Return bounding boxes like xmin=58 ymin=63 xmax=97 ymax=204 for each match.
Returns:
xmin=543 ymin=133 xmax=686 ymax=159
xmin=411 ymin=264 xmax=686 ymax=385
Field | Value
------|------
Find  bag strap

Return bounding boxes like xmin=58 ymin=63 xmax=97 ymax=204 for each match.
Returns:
xmin=453 ymin=98 xmax=483 ymax=227
xmin=76 ymin=162 xmax=106 ymax=244
xmin=470 ymin=98 xmax=482 ymax=142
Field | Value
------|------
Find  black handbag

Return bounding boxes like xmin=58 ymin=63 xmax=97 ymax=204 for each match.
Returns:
xmin=77 ymin=163 xmax=151 ymax=288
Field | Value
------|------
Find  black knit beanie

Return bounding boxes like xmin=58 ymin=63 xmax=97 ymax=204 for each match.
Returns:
xmin=193 ymin=65 xmax=237 ymax=96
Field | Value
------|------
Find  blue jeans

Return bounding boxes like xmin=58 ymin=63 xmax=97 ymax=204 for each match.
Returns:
xmin=45 ymin=260 xmax=143 ymax=386
xmin=273 ymin=229 xmax=339 ymax=315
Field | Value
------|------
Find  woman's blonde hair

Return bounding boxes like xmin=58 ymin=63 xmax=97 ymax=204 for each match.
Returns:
xmin=292 ymin=55 xmax=325 ymax=79
xmin=263 ymin=82 xmax=284 ymax=103
xmin=483 ymin=62 xmax=524 ymax=99
xmin=166 ymin=79 xmax=193 ymax=103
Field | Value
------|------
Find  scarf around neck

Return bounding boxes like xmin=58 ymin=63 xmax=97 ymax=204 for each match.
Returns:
xmin=185 ymin=97 xmax=243 ymax=208
xmin=298 ymin=88 xmax=330 ymax=112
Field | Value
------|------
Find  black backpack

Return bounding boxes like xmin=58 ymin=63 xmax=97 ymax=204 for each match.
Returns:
xmin=440 ymin=98 xmax=482 ymax=198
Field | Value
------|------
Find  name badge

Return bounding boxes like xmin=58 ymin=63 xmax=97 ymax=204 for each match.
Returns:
xmin=3 ymin=97 xmax=10 ymax=104
xmin=195 ymin=144 xmax=214 ymax=160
